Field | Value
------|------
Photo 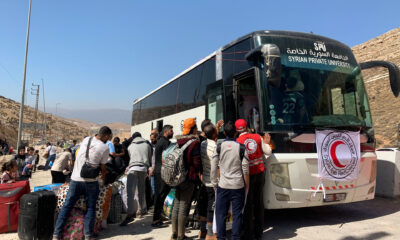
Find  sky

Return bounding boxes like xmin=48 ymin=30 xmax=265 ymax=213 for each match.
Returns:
xmin=0 ymin=0 xmax=399 ymax=118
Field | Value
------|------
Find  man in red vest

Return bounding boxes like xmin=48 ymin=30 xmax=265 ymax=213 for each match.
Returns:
xmin=235 ymin=119 xmax=271 ymax=240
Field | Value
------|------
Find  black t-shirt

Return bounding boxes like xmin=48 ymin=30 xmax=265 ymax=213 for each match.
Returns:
xmin=154 ymin=136 xmax=170 ymax=174
xmin=114 ymin=143 xmax=123 ymax=154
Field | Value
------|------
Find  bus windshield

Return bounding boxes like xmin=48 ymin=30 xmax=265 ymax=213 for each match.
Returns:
xmin=258 ymin=36 xmax=372 ymax=132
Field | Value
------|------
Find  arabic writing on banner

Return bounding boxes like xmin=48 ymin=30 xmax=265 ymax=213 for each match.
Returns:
xmin=316 ymin=130 xmax=360 ymax=181
xmin=281 ymin=41 xmax=355 ymax=73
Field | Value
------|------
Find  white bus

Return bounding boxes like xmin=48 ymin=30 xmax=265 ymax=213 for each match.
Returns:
xmin=131 ymin=30 xmax=400 ymax=209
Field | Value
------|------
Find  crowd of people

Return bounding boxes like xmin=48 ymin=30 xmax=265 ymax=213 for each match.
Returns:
xmin=115 ymin=117 xmax=271 ymax=240
xmin=0 ymin=140 xmax=80 ymax=185
xmin=1 ymin=117 xmax=272 ymax=240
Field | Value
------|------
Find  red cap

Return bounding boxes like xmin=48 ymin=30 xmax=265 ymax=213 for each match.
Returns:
xmin=235 ymin=119 xmax=247 ymax=132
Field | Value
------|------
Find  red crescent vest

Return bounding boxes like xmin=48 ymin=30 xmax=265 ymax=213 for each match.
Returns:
xmin=236 ymin=132 xmax=265 ymax=175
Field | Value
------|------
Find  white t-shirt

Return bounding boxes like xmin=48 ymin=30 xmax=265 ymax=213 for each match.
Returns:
xmin=71 ymin=137 xmax=109 ymax=182
xmin=51 ymin=152 xmax=72 ymax=172
xmin=46 ymin=145 xmax=56 ymax=156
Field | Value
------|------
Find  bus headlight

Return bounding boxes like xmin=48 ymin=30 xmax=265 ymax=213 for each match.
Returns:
xmin=369 ymin=160 xmax=377 ymax=183
xmin=270 ymin=163 xmax=291 ymax=188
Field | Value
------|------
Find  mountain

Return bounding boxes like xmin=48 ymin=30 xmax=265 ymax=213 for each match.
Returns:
xmin=63 ymin=118 xmax=131 ymax=140
xmin=0 ymin=96 xmax=88 ymax=147
xmin=45 ymin=108 xmax=131 ymax=125
xmin=352 ymin=27 xmax=400 ymax=148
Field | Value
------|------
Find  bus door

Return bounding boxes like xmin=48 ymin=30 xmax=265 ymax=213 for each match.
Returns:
xmin=233 ymin=68 xmax=262 ymax=133
xmin=205 ymin=80 xmax=224 ymax=125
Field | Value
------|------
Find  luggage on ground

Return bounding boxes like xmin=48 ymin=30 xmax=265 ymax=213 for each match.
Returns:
xmin=33 ymin=183 xmax=63 ymax=193
xmin=18 ymin=190 xmax=57 ymax=240
xmin=107 ymin=193 xmax=122 ymax=224
xmin=62 ymin=208 xmax=101 ymax=240
xmin=0 ymin=180 xmax=30 ymax=233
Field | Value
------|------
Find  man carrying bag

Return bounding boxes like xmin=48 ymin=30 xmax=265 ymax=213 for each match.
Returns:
xmin=53 ymin=126 xmax=112 ymax=240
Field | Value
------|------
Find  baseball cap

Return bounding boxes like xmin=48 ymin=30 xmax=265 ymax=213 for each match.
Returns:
xmin=235 ymin=119 xmax=247 ymax=133
xmin=182 ymin=118 xmax=196 ymax=135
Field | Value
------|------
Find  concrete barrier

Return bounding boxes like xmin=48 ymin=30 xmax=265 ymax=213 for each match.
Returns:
xmin=376 ymin=151 xmax=400 ymax=198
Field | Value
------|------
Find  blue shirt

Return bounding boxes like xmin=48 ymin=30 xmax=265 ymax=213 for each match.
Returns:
xmin=107 ymin=140 xmax=115 ymax=160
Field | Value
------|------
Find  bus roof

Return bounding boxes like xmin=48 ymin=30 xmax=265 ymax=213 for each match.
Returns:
xmin=133 ymin=30 xmax=349 ymax=105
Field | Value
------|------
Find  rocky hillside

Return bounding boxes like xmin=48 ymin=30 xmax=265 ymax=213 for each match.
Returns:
xmin=64 ymin=118 xmax=131 ymax=140
xmin=352 ymin=27 xmax=400 ymax=148
xmin=0 ymin=96 xmax=88 ymax=148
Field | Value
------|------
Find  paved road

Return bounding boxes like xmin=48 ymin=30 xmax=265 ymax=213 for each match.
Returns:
xmin=3 ymin=167 xmax=400 ymax=239
xmin=262 ymin=197 xmax=400 ymax=240
xmin=97 ymin=196 xmax=400 ymax=240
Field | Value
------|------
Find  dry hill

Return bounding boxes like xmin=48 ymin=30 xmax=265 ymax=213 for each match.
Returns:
xmin=0 ymin=96 xmax=88 ymax=147
xmin=352 ymin=27 xmax=400 ymax=148
xmin=64 ymin=118 xmax=131 ymax=140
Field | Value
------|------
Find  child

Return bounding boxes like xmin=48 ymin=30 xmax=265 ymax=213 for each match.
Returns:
xmin=22 ymin=147 xmax=35 ymax=178
xmin=1 ymin=159 xmax=18 ymax=184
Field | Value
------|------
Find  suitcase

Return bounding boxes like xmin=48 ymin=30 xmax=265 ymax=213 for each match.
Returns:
xmin=107 ymin=193 xmax=122 ymax=224
xmin=18 ymin=190 xmax=57 ymax=240
xmin=0 ymin=180 xmax=30 ymax=233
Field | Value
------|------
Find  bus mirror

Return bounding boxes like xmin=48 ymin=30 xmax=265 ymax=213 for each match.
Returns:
xmin=246 ymin=44 xmax=282 ymax=87
xmin=360 ymin=60 xmax=400 ymax=97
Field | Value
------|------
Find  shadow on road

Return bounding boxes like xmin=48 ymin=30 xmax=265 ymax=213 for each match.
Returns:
xmin=98 ymin=214 xmax=162 ymax=239
xmin=263 ymin=197 xmax=400 ymax=239
xmin=340 ymin=231 xmax=391 ymax=240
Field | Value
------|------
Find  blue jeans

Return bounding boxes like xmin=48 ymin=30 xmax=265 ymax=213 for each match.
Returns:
xmin=150 ymin=176 xmax=155 ymax=195
xmin=44 ymin=154 xmax=56 ymax=170
xmin=53 ymin=180 xmax=100 ymax=238
xmin=215 ymin=187 xmax=245 ymax=240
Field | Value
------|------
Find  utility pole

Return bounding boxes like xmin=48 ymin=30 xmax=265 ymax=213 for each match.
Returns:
xmin=42 ymin=78 xmax=47 ymax=142
xmin=17 ymin=0 xmax=33 ymax=150
xmin=31 ymin=83 xmax=39 ymax=138
xmin=56 ymin=103 xmax=61 ymax=143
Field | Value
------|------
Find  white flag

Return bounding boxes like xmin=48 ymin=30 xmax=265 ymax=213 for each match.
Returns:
xmin=316 ymin=130 xmax=360 ymax=181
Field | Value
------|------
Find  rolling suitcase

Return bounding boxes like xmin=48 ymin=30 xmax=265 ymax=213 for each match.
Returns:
xmin=107 ymin=193 xmax=122 ymax=224
xmin=18 ymin=190 xmax=57 ymax=240
xmin=0 ymin=180 xmax=30 ymax=233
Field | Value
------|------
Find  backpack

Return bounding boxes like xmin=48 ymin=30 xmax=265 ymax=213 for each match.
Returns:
xmin=161 ymin=139 xmax=195 ymax=187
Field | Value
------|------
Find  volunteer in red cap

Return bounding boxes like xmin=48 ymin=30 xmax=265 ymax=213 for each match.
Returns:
xmin=235 ymin=119 xmax=271 ymax=240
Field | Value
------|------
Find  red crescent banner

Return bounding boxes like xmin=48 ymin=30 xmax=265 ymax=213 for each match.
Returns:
xmin=316 ymin=130 xmax=360 ymax=181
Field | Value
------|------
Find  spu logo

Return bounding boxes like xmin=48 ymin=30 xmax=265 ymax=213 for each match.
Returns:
xmin=314 ymin=41 xmax=326 ymax=52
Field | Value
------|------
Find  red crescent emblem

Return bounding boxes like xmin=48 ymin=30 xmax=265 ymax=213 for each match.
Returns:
xmin=245 ymin=142 xmax=251 ymax=150
xmin=330 ymin=140 xmax=346 ymax=168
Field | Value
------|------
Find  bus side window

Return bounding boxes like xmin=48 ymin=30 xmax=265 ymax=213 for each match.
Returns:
xmin=206 ymin=80 xmax=224 ymax=125
xmin=156 ymin=120 xmax=163 ymax=134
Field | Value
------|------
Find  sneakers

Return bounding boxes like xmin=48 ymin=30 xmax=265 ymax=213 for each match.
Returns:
xmin=119 ymin=215 xmax=135 ymax=226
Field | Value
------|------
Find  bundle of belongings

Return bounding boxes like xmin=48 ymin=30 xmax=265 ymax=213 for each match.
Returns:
xmin=55 ymin=183 xmax=113 ymax=239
